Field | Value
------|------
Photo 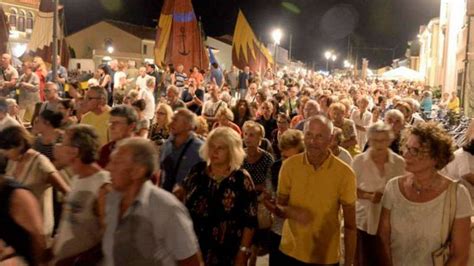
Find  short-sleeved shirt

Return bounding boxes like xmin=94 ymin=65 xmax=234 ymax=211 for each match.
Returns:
xmin=160 ymin=134 xmax=204 ymax=191
xmin=80 ymin=108 xmax=111 ymax=147
xmin=352 ymin=149 xmax=405 ymax=234
xmin=6 ymin=150 xmax=58 ymax=235
xmin=381 ymin=177 xmax=473 ymax=266
xmin=102 ymin=181 xmax=199 ymax=266
xmin=0 ymin=65 xmax=19 ymax=96
xmin=277 ymin=152 xmax=357 ymax=264
xmin=183 ymin=162 xmax=258 ymax=265
xmin=18 ymin=72 xmax=40 ymax=106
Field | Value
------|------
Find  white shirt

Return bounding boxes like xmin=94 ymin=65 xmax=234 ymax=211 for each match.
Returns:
xmin=442 ymin=148 xmax=474 ymax=199
xmin=337 ymin=147 xmax=353 ymax=166
xmin=202 ymin=100 xmax=227 ymax=117
xmin=352 ymin=149 xmax=405 ymax=234
xmin=138 ymin=88 xmax=156 ymax=120
xmin=113 ymin=71 xmax=127 ymax=89
xmin=53 ymin=171 xmax=110 ymax=261
xmin=0 ymin=114 xmax=20 ymax=131
xmin=136 ymin=75 xmax=153 ymax=91
xmin=350 ymin=109 xmax=372 ymax=149
xmin=382 ymin=177 xmax=473 ymax=266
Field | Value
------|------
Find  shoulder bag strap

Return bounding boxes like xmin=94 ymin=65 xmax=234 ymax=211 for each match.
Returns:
xmin=213 ymin=101 xmax=223 ymax=117
xmin=441 ymin=181 xmax=458 ymax=244
xmin=173 ymin=138 xmax=194 ymax=177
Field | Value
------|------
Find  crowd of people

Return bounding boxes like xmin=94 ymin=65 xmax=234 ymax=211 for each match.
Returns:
xmin=0 ymin=50 xmax=473 ymax=266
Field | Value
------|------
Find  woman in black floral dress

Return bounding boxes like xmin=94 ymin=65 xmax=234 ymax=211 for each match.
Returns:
xmin=181 ymin=127 xmax=258 ymax=265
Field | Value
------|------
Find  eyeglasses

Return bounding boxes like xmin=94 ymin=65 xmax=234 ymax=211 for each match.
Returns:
xmin=108 ymin=121 xmax=129 ymax=127
xmin=85 ymin=96 xmax=102 ymax=101
xmin=401 ymin=146 xmax=429 ymax=158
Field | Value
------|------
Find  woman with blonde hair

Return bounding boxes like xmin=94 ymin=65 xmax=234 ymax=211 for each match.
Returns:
xmin=148 ymin=103 xmax=173 ymax=146
xmin=212 ymin=107 xmax=241 ymax=135
xmin=32 ymin=56 xmax=48 ymax=101
xmin=179 ymin=127 xmax=258 ymax=265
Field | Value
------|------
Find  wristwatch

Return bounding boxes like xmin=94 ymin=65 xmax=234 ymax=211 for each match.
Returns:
xmin=239 ymin=246 xmax=251 ymax=255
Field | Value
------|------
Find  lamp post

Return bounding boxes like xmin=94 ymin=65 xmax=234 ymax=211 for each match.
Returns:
xmin=272 ymin=28 xmax=282 ymax=73
xmin=324 ymin=51 xmax=331 ymax=71
xmin=331 ymin=54 xmax=337 ymax=71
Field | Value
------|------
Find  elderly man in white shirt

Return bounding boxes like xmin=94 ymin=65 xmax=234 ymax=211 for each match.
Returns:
xmin=136 ymin=67 xmax=153 ymax=91
xmin=351 ymin=122 xmax=405 ymax=266
xmin=0 ymin=97 xmax=20 ymax=131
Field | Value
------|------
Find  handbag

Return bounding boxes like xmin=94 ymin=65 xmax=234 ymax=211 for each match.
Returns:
xmin=431 ymin=181 xmax=458 ymax=266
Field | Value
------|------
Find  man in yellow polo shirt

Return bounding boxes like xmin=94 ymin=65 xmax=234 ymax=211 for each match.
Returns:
xmin=269 ymin=115 xmax=357 ymax=265
xmin=81 ymin=86 xmax=111 ymax=147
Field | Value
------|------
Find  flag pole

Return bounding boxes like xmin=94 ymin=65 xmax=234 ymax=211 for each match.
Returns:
xmin=51 ymin=0 xmax=58 ymax=81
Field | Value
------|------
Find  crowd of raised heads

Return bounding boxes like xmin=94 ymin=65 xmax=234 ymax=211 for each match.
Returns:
xmin=0 ymin=51 xmax=473 ymax=266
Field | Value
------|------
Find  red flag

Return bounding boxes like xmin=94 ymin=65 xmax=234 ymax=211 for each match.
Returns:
xmin=155 ymin=0 xmax=208 ymax=72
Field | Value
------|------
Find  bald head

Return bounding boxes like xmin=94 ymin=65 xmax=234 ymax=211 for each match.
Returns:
xmin=1 ymin=54 xmax=11 ymax=67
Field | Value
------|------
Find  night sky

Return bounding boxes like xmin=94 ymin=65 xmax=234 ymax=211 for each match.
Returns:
xmin=63 ymin=0 xmax=440 ymax=69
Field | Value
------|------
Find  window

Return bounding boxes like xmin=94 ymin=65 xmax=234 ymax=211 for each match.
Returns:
xmin=26 ymin=12 xmax=33 ymax=30
xmin=17 ymin=10 xmax=26 ymax=32
xmin=9 ymin=9 xmax=17 ymax=29
xmin=143 ymin=44 xmax=148 ymax=55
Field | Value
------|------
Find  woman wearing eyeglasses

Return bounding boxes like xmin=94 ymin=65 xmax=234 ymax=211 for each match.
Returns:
xmin=148 ymin=103 xmax=173 ymax=147
xmin=378 ymin=122 xmax=472 ymax=266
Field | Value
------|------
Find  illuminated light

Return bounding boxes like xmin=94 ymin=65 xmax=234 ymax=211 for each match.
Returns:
xmin=12 ymin=43 xmax=27 ymax=57
xmin=107 ymin=46 xmax=114 ymax=54
xmin=272 ymin=28 xmax=283 ymax=45
xmin=331 ymin=54 xmax=337 ymax=61
xmin=103 ymin=56 xmax=112 ymax=61
xmin=9 ymin=30 xmax=20 ymax=39
xmin=324 ymin=51 xmax=331 ymax=60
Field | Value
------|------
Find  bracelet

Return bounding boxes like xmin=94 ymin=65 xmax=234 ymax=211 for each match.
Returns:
xmin=239 ymin=246 xmax=251 ymax=255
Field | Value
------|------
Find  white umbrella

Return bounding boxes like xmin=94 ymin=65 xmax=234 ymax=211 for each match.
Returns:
xmin=381 ymin=66 xmax=424 ymax=81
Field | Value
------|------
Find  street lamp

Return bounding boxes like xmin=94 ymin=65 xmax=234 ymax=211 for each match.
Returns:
xmin=331 ymin=54 xmax=337 ymax=62
xmin=324 ymin=51 xmax=332 ymax=71
xmin=272 ymin=28 xmax=283 ymax=72
xmin=107 ymin=46 xmax=114 ymax=54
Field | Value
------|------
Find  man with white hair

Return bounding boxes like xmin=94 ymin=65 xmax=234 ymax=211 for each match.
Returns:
xmin=103 ymin=138 xmax=201 ymax=265
xmin=265 ymin=115 xmax=357 ymax=265
xmin=160 ymin=109 xmax=204 ymax=192
xmin=295 ymin=99 xmax=320 ymax=130
xmin=0 ymin=97 xmax=20 ymax=131
xmin=136 ymin=66 xmax=153 ymax=91
xmin=0 ymin=53 xmax=19 ymax=97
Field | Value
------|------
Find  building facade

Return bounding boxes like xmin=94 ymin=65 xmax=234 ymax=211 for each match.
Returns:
xmin=0 ymin=0 xmax=39 ymax=58
xmin=66 ymin=20 xmax=234 ymax=70
xmin=419 ymin=0 xmax=474 ymax=117
xmin=418 ymin=18 xmax=441 ymax=88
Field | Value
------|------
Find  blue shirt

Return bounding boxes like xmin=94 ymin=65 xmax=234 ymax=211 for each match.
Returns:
xmin=420 ymin=97 xmax=433 ymax=112
xmin=46 ymin=66 xmax=68 ymax=93
xmin=210 ymin=68 xmax=224 ymax=87
xmin=160 ymin=133 xmax=203 ymax=191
